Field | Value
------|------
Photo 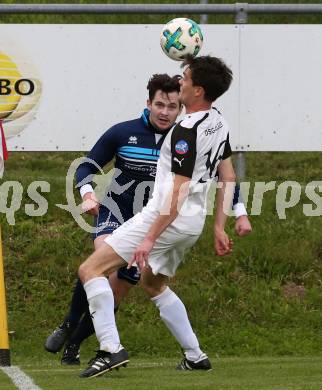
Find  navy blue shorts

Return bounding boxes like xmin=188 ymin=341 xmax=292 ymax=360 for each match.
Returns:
xmin=93 ymin=205 xmax=140 ymax=285
xmin=117 ymin=266 xmax=141 ymax=285
xmin=93 ymin=205 xmax=125 ymax=239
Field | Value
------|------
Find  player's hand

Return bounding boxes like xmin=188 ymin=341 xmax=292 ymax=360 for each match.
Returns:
xmin=235 ymin=215 xmax=252 ymax=237
xmin=215 ymin=230 xmax=233 ymax=256
xmin=81 ymin=192 xmax=100 ymax=216
xmin=128 ymin=237 xmax=155 ymax=271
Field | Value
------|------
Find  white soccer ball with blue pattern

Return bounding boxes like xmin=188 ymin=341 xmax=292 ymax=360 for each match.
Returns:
xmin=160 ymin=18 xmax=203 ymax=61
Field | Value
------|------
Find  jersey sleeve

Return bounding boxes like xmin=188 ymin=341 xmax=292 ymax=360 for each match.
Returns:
xmin=232 ymin=183 xmax=248 ymax=218
xmin=222 ymin=133 xmax=232 ymax=160
xmin=170 ymin=125 xmax=197 ymax=178
xmin=76 ymin=125 xmax=119 ymax=189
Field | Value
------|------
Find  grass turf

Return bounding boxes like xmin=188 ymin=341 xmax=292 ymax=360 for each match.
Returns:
xmin=1 ymin=357 xmax=322 ymax=390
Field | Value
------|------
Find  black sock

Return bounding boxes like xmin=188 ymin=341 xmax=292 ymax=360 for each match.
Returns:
xmin=69 ymin=309 xmax=95 ymax=345
xmin=64 ymin=278 xmax=89 ymax=326
xmin=68 ymin=305 xmax=119 ymax=346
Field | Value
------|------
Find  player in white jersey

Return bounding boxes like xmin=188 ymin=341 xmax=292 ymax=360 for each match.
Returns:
xmin=78 ymin=55 xmax=238 ymax=378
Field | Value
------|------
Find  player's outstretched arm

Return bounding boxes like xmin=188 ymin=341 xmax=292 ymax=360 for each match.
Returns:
xmin=76 ymin=125 xmax=120 ymax=215
xmin=214 ymin=157 xmax=236 ymax=256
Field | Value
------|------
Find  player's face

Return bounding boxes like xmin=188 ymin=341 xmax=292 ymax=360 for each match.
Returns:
xmin=179 ymin=67 xmax=195 ymax=106
xmin=147 ymin=90 xmax=181 ymax=131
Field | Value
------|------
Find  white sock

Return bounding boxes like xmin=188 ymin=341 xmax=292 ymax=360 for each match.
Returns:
xmin=151 ymin=287 xmax=204 ymax=361
xmin=84 ymin=277 xmax=122 ymax=353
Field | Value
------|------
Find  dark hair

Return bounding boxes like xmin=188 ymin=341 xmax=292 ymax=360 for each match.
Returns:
xmin=147 ymin=74 xmax=181 ymax=101
xmin=182 ymin=55 xmax=233 ymax=102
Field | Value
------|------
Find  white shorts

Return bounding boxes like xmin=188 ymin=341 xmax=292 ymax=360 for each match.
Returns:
xmin=104 ymin=212 xmax=199 ymax=277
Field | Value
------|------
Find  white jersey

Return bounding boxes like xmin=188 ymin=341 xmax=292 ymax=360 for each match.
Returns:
xmin=143 ymin=108 xmax=232 ymax=235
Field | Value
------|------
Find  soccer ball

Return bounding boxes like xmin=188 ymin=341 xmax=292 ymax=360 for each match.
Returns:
xmin=160 ymin=18 xmax=203 ymax=61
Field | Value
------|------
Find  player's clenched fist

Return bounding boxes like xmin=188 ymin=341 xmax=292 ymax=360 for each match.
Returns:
xmin=235 ymin=215 xmax=252 ymax=237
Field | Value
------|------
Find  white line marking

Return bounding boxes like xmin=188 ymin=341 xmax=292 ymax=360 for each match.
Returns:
xmin=18 ymin=361 xmax=176 ymax=375
xmin=23 ymin=361 xmax=176 ymax=371
xmin=0 ymin=366 xmax=42 ymax=390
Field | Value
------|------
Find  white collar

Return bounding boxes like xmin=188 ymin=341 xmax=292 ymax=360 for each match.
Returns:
xmin=184 ymin=109 xmax=210 ymax=119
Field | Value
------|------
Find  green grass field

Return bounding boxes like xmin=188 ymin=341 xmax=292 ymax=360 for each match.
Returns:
xmin=2 ymin=357 xmax=322 ymax=389
xmin=1 ymin=151 xmax=322 ymax=390
xmin=1 ymin=2 xmax=322 ymax=389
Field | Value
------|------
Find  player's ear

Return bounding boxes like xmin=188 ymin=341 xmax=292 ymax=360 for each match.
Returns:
xmin=194 ymin=86 xmax=204 ymax=98
xmin=147 ymin=99 xmax=152 ymax=110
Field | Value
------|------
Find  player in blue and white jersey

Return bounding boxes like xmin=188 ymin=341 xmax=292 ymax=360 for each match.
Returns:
xmin=78 ymin=56 xmax=249 ymax=378
xmin=44 ymin=74 xmax=182 ymax=362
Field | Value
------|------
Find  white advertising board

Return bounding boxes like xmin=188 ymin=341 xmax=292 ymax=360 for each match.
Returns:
xmin=239 ymin=25 xmax=322 ymax=151
xmin=0 ymin=24 xmax=321 ymax=151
